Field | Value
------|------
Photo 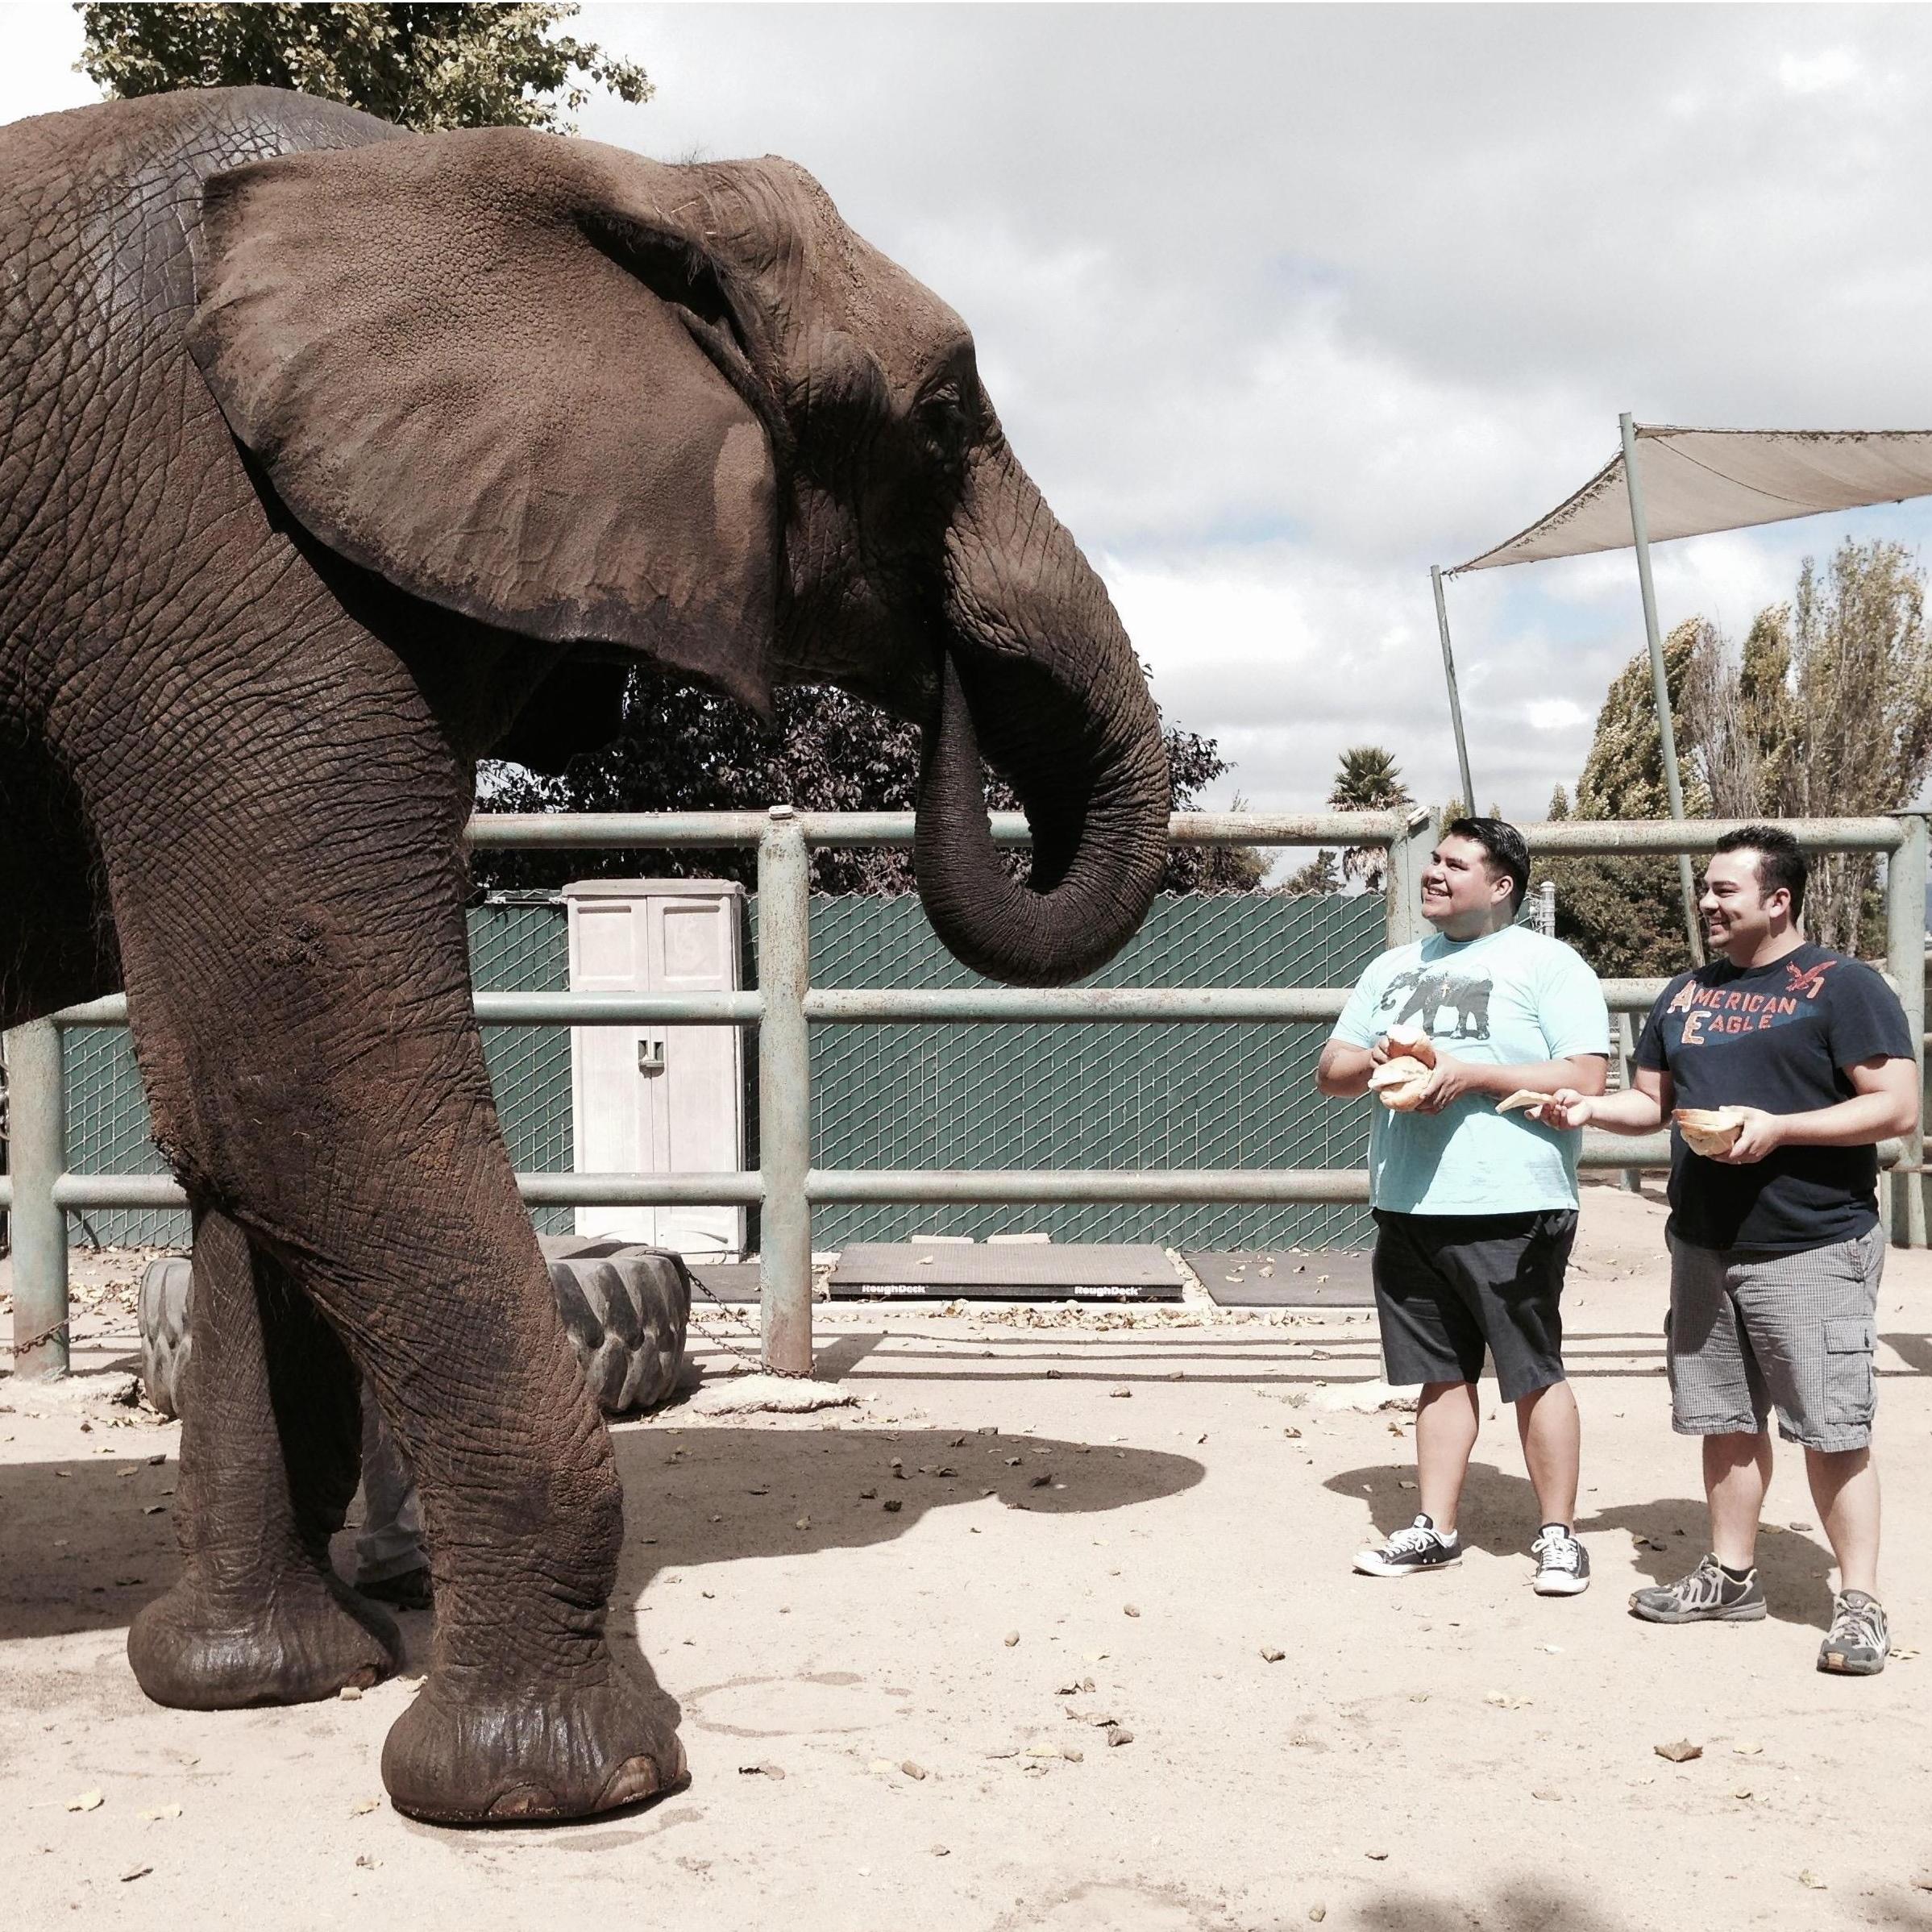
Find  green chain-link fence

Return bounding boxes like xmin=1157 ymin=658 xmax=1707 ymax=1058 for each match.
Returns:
xmin=63 ymin=891 xmax=1385 ymax=1251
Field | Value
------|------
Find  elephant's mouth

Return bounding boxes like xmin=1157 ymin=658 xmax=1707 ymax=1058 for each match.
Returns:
xmin=912 ymin=644 xmax=1170 ymax=987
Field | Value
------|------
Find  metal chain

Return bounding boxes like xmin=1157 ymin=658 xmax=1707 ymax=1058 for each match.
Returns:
xmin=684 ymin=1268 xmax=816 ymax=1380
xmin=8 ymin=1312 xmax=69 ymax=1359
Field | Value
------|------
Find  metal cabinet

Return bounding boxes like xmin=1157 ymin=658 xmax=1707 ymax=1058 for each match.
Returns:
xmin=563 ymin=879 xmax=746 ymax=1258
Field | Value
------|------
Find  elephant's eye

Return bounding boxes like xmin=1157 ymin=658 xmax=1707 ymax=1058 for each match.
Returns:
xmin=914 ymin=389 xmax=971 ymax=466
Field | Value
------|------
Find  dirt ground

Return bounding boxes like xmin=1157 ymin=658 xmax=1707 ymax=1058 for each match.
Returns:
xmin=6 ymin=1184 xmax=1932 ymax=1930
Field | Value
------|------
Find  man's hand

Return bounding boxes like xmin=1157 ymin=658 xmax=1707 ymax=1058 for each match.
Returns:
xmin=1706 ymin=1106 xmax=1785 ymax=1165
xmin=1525 ymin=1088 xmax=1593 ymax=1131
xmin=1416 ymin=1049 xmax=1479 ymax=1114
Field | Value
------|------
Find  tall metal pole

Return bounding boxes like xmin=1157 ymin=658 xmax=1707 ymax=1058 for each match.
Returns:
xmin=756 ymin=806 xmax=814 ymax=1375
xmin=1431 ymin=566 xmax=1477 ymax=814
xmin=1621 ymin=412 xmax=1704 ymax=962
xmin=6 ymin=1020 xmax=69 ymax=1380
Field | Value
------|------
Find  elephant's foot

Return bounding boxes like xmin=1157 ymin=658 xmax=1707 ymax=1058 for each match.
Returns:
xmin=380 ymin=1661 xmax=688 ymax=1825
xmin=128 ymin=1564 xmax=401 ymax=1710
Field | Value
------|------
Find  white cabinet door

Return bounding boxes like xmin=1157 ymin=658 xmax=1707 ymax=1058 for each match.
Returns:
xmin=566 ymin=883 xmax=745 ymax=1257
xmin=646 ymin=892 xmax=744 ymax=1259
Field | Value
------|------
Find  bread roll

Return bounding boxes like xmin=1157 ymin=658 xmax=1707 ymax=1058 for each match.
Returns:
xmin=1369 ymin=1054 xmax=1435 ymax=1111
xmin=1384 ymin=1023 xmax=1435 ymax=1069
xmin=1673 ymin=1106 xmax=1747 ymax=1157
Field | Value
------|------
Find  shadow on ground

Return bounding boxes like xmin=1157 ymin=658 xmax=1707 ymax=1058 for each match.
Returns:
xmin=1325 ymin=1458 xmax=1837 ymax=1629
xmin=0 ymin=1425 xmax=1204 ymax=1648
xmin=1348 ymin=1884 xmax=1633 ymax=1932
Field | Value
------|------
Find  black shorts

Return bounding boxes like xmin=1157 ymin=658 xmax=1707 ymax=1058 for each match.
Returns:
xmin=1370 ymin=1208 xmax=1578 ymax=1404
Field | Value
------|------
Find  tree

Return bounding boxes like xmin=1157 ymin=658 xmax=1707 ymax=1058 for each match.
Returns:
xmin=1280 ymin=848 xmax=1340 ymax=895
xmin=1326 ymin=746 xmax=1413 ymax=894
xmin=472 ymin=662 xmax=1257 ymax=897
xmin=1678 ymin=541 xmax=1932 ymax=953
xmin=1544 ymin=621 xmax=1710 ymax=976
xmin=1768 ymin=542 xmax=1930 ymax=951
xmin=77 ymin=2 xmax=652 ymax=133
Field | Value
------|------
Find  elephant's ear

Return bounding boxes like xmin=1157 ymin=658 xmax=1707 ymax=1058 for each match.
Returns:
xmin=189 ymin=128 xmax=779 ymax=713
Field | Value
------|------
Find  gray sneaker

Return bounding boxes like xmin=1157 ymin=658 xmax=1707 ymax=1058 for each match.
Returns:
xmin=1629 ymin=1553 xmax=1767 ymax=1623
xmin=1818 ymin=1590 xmax=1888 ymax=1676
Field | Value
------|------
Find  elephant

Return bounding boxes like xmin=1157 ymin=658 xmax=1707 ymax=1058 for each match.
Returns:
xmin=0 ymin=88 xmax=1170 ymax=1825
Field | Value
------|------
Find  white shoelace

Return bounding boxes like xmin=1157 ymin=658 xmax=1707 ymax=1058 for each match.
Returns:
xmin=1532 ymin=1530 xmax=1581 ymax=1572
xmin=1386 ymin=1517 xmax=1442 ymax=1556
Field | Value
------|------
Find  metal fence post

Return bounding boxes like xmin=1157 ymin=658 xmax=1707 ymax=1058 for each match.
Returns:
xmin=1384 ymin=810 xmax=1431 ymax=949
xmin=756 ymin=807 xmax=814 ymax=1374
xmin=1886 ymin=812 xmax=1927 ymax=1248
xmin=6 ymin=1019 xmax=69 ymax=1379
xmin=1613 ymin=1012 xmax=1643 ymax=1195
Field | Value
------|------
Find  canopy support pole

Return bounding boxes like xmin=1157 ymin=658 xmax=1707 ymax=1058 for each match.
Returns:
xmin=1620 ymin=412 xmax=1704 ymax=962
xmin=1431 ymin=566 xmax=1477 ymax=813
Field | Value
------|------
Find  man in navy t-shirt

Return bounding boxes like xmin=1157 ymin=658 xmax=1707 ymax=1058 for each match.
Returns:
xmin=1534 ymin=825 xmax=1917 ymax=1675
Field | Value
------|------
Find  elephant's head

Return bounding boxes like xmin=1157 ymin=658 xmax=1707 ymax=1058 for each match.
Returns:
xmin=185 ymin=121 xmax=1170 ymax=984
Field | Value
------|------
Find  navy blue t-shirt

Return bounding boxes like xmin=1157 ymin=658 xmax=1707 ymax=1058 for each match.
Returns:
xmin=1634 ymin=943 xmax=1914 ymax=1253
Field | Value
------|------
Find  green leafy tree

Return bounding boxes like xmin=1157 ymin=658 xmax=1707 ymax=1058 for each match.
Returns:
xmin=1280 ymin=847 xmax=1340 ymax=895
xmin=1680 ymin=541 xmax=1932 ymax=953
xmin=1326 ymin=746 xmax=1413 ymax=894
xmin=77 ymin=2 xmax=652 ymax=133
xmin=1546 ymin=621 xmax=1710 ymax=976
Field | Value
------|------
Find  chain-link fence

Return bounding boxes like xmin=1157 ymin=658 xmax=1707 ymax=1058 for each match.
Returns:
xmin=792 ymin=892 xmax=1383 ymax=1247
xmin=61 ymin=890 xmax=1385 ymax=1252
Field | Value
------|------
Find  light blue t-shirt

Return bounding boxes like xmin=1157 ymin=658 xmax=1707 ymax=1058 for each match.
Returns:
xmin=1332 ymin=924 xmax=1610 ymax=1215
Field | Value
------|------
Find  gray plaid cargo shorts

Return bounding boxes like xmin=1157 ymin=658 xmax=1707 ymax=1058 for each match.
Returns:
xmin=1664 ymin=1223 xmax=1886 ymax=1452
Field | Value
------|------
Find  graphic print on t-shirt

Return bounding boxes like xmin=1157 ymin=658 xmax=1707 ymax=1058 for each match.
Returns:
xmin=1664 ymin=953 xmax=1840 ymax=1048
xmin=1379 ymin=967 xmax=1494 ymax=1041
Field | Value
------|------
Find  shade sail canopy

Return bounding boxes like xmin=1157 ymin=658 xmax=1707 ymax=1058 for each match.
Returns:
xmin=1452 ymin=425 xmax=1932 ymax=574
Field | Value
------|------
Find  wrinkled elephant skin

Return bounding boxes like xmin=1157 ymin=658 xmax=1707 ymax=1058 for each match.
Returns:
xmin=0 ymin=89 xmax=1168 ymax=1825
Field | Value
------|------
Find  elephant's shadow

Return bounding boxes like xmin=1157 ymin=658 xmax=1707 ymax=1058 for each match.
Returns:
xmin=0 ymin=1423 xmax=1207 ymax=1692
xmin=1326 ymin=1457 xmax=1839 ymax=1630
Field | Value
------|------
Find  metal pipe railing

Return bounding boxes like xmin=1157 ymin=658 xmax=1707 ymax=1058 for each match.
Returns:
xmin=6 ymin=808 xmax=1926 ymax=1382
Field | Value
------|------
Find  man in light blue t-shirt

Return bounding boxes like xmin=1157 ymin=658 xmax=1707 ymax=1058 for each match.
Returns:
xmin=1316 ymin=817 xmax=1609 ymax=1596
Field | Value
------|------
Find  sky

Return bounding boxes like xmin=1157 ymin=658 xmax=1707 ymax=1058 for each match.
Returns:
xmin=9 ymin=2 xmax=1932 ymax=839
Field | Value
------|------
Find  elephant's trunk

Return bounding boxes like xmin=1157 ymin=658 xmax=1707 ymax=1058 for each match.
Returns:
xmin=913 ymin=439 xmax=1170 ymax=987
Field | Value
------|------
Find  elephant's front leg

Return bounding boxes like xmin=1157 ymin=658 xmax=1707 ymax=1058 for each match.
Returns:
xmin=84 ymin=695 xmax=683 ymax=1823
xmin=128 ymin=1208 xmax=401 ymax=1706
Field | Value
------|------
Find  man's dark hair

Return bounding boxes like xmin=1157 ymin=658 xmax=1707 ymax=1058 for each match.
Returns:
xmin=1713 ymin=823 xmax=1808 ymax=919
xmin=1445 ymin=816 xmax=1530 ymax=913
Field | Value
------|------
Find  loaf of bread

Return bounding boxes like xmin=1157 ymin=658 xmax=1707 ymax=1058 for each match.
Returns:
xmin=1673 ymin=1106 xmax=1747 ymax=1157
xmin=1384 ymin=1023 xmax=1435 ymax=1069
xmin=1369 ymin=1055 xmax=1435 ymax=1111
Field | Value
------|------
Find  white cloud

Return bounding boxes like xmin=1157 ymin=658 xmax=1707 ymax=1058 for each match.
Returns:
xmin=1527 ymin=700 xmax=1589 ymax=733
xmin=1779 ymin=48 xmax=1860 ymax=96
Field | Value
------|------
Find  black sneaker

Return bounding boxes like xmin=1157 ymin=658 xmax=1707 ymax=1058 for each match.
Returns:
xmin=1354 ymin=1514 xmax=1461 ymax=1578
xmin=1629 ymin=1553 xmax=1767 ymax=1623
xmin=1818 ymin=1590 xmax=1888 ymax=1676
xmin=1531 ymin=1526 xmax=1590 ymax=1597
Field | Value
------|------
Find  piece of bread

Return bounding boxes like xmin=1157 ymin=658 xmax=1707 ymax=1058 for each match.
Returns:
xmin=1495 ymin=1089 xmax=1548 ymax=1116
xmin=1383 ymin=1023 xmax=1436 ymax=1069
xmin=1369 ymin=1054 xmax=1434 ymax=1111
xmin=1673 ymin=1106 xmax=1747 ymax=1157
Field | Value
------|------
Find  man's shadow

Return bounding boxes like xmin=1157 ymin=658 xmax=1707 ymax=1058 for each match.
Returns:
xmin=1326 ymin=1458 xmax=1836 ymax=1629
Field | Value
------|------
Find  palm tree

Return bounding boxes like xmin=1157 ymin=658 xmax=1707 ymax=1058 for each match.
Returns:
xmin=1327 ymin=745 xmax=1414 ymax=893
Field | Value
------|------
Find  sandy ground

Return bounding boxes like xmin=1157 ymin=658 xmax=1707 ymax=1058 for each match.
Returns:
xmin=6 ymin=1186 xmax=1932 ymax=1930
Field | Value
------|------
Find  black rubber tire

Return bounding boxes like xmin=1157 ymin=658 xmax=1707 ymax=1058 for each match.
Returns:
xmin=138 ymin=1254 xmax=193 ymax=1420
xmin=135 ymin=1244 xmax=690 ymax=1420
xmin=546 ymin=1245 xmax=692 ymax=1415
